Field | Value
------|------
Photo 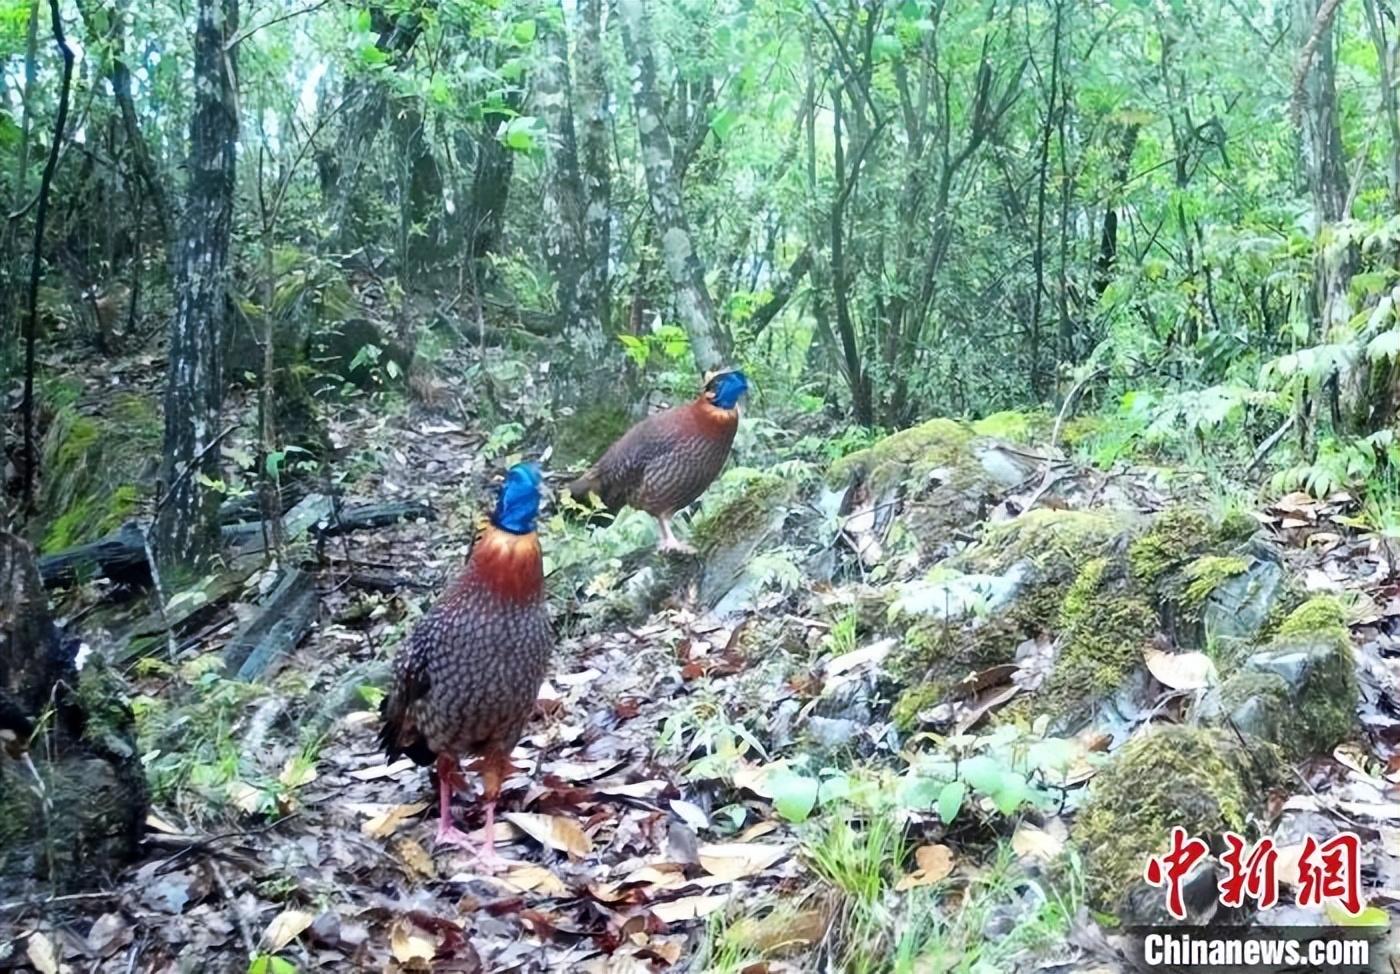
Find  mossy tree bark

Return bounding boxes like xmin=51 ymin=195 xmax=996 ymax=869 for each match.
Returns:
xmin=534 ymin=0 xmax=604 ymax=357
xmin=616 ymin=0 xmax=729 ymax=375
xmin=155 ymin=0 xmax=239 ymax=572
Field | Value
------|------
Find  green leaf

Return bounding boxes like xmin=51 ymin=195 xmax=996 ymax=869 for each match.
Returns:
xmin=959 ymin=755 xmax=1003 ymax=796
xmin=936 ymin=780 xmax=966 ymax=824
xmin=512 ymin=19 xmax=536 ymax=44
xmin=502 ymin=115 xmax=544 ymax=152
xmin=710 ymin=107 xmax=739 ymax=140
xmin=768 ymin=770 xmax=819 ymax=823
xmin=248 ymin=954 xmax=297 ymax=974
xmin=1368 ymin=329 xmax=1400 ymax=362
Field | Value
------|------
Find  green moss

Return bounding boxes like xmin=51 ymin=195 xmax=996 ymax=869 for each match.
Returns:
xmin=37 ymin=394 xmax=158 ymax=551
xmin=42 ymin=483 xmax=140 ymax=550
xmin=1038 ymin=557 xmax=1156 ymax=720
xmin=1128 ymin=507 xmax=1217 ymax=586
xmin=1277 ymin=596 xmax=1348 ymax=638
xmin=827 ymin=417 xmax=975 ymax=494
xmin=1043 ymin=586 xmax=1157 ymax=715
xmin=1059 ymin=557 xmax=1109 ymax=625
xmin=968 ymin=508 xmax=1133 ymax=577
xmin=1073 ymin=726 xmax=1280 ymax=912
xmin=891 ymin=683 xmax=945 ymax=732
xmin=1182 ymin=555 xmax=1249 ymax=609
xmin=1060 ymin=415 xmax=1104 ymax=449
xmin=691 ymin=469 xmax=795 ymax=554
xmin=971 ymin=410 xmax=1047 ymax=443
xmin=555 ymin=401 xmax=633 ymax=469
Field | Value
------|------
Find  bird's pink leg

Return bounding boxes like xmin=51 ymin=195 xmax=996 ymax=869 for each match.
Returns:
xmin=655 ymin=514 xmax=696 ymax=555
xmin=433 ymin=754 xmax=474 ymax=849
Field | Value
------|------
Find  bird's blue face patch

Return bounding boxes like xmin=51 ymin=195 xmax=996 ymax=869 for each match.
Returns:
xmin=711 ymin=370 xmax=749 ymax=409
xmin=493 ymin=462 xmax=543 ymax=534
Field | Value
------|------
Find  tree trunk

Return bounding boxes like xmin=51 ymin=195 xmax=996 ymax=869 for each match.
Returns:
xmin=0 ymin=532 xmax=146 ymax=894
xmin=1293 ymin=0 xmax=1353 ymax=336
xmin=616 ymin=0 xmax=729 ymax=374
xmin=390 ymin=100 xmax=444 ymax=275
xmin=535 ymin=2 xmax=602 ymax=353
xmin=322 ymin=8 xmax=421 ymax=245
xmin=155 ymin=0 xmax=239 ymax=573
xmin=576 ymin=0 xmax=612 ymax=333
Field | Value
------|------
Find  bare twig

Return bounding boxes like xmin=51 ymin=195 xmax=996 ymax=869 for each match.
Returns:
xmin=225 ymin=0 xmax=331 ymax=50
xmin=1247 ymin=414 xmax=1297 ymax=475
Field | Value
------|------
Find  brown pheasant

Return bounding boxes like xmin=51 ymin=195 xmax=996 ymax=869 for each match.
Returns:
xmin=567 ymin=369 xmax=749 ymax=553
xmin=379 ymin=463 xmax=552 ymax=862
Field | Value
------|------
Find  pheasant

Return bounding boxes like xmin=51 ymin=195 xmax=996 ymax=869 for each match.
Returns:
xmin=567 ymin=369 xmax=749 ymax=553
xmin=379 ymin=462 xmax=552 ymax=861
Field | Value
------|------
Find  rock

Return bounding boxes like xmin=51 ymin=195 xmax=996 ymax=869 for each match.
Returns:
xmin=1199 ymin=548 xmax=1285 ymax=646
xmin=1072 ymin=725 xmax=1281 ymax=915
xmin=805 ymin=716 xmax=861 ymax=750
xmin=890 ymin=563 xmax=1029 ymax=622
xmin=1200 ymin=596 xmax=1358 ymax=759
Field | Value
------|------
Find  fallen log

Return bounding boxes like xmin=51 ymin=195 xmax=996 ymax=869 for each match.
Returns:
xmin=37 ymin=497 xmax=434 ymax=587
xmin=224 ymin=567 xmax=318 ymax=681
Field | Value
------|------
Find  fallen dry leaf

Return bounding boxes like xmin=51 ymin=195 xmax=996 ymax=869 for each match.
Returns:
xmin=1011 ymin=821 xmax=1065 ymax=863
xmin=389 ymin=917 xmax=437 ymax=963
xmin=395 ymin=837 xmax=438 ymax=878
xmin=362 ymin=801 xmax=430 ymax=838
xmin=262 ymin=908 xmax=315 ymax=952
xmin=650 ymin=893 xmax=730 ymax=923
xmin=499 ymin=864 xmax=569 ymax=896
xmin=279 ymin=757 xmax=318 ymax=789
xmin=503 ymin=812 xmax=594 ymax=857
xmin=670 ymin=799 xmax=710 ymax=830
xmin=26 ymin=932 xmax=58 ymax=974
xmin=1142 ymin=645 xmax=1215 ymax=691
xmin=697 ymin=842 xmax=787 ymax=881
xmin=349 ymin=758 xmax=416 ymax=781
xmin=896 ymin=844 xmax=955 ymax=891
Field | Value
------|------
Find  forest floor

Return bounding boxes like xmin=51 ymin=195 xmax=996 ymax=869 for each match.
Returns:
xmin=10 ymin=337 xmax=1400 ymax=974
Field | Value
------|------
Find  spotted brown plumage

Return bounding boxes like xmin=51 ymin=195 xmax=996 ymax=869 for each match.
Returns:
xmin=567 ymin=369 xmax=749 ymax=552
xmin=378 ymin=463 xmax=551 ymax=860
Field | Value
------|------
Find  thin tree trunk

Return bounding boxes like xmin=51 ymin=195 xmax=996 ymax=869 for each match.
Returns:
xmin=19 ymin=0 xmax=74 ymax=516
xmin=576 ymin=0 xmax=612 ymax=333
xmin=155 ymin=0 xmax=239 ymax=572
xmin=535 ymin=1 xmax=601 ymax=352
xmin=616 ymin=0 xmax=728 ymax=374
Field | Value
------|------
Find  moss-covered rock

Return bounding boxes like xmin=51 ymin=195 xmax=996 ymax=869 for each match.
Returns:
xmin=38 ymin=395 xmax=158 ymax=550
xmin=1276 ymin=595 xmax=1347 ymax=638
xmin=1073 ymin=725 xmax=1281 ymax=914
xmin=692 ymin=469 xmax=796 ymax=556
xmin=1128 ymin=506 xmax=1219 ymax=588
xmin=970 ymin=410 xmax=1050 ymax=443
xmin=1039 ymin=559 xmax=1157 ymax=726
xmin=827 ymin=417 xmax=975 ymax=496
xmin=1181 ymin=555 xmax=1250 ymax=611
xmin=962 ymin=508 xmax=1136 ymax=579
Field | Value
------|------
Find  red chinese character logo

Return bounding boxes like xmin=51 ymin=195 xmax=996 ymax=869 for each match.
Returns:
xmin=1144 ymin=826 xmax=1210 ymax=920
xmin=1218 ymin=832 xmax=1279 ymax=909
xmin=1296 ymin=832 xmax=1362 ymax=915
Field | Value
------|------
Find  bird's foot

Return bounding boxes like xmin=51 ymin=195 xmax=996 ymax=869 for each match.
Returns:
xmin=433 ymin=821 xmax=477 ymax=850
xmin=657 ymin=537 xmax=697 ymax=556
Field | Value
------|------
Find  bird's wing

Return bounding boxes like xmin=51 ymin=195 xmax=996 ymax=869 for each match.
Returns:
xmin=575 ymin=408 xmax=681 ymax=509
xmin=378 ymin=625 xmax=436 ymax=764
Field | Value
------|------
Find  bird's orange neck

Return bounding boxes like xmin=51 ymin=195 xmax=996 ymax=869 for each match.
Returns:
xmin=690 ymin=395 xmax=741 ymax=437
xmin=455 ymin=523 xmax=544 ymax=604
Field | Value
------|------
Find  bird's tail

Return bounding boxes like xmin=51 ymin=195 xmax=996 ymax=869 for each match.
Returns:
xmin=378 ymin=690 xmax=434 ymax=766
xmin=563 ymin=470 xmax=615 ymax=526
